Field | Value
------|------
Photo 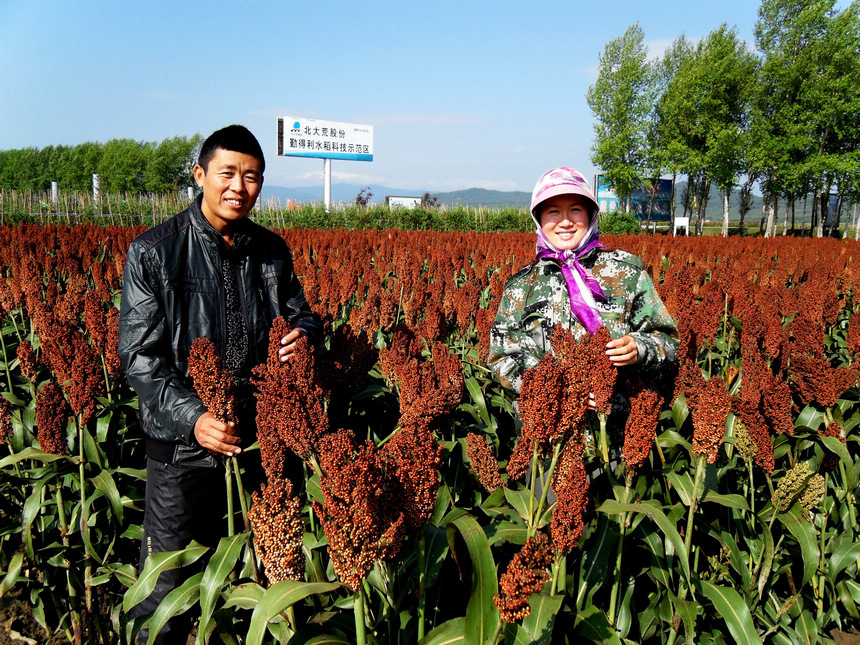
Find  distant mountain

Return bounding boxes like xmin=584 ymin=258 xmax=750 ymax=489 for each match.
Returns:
xmin=433 ymin=188 xmax=531 ymax=208
xmin=260 ymin=184 xmax=530 ymax=208
xmin=260 ymin=183 xmax=406 ymax=205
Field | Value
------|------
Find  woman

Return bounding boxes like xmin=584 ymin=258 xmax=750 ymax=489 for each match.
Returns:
xmin=488 ymin=167 xmax=678 ymax=400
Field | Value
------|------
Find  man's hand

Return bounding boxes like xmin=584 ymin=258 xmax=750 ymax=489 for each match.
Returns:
xmin=194 ymin=412 xmax=241 ymax=456
xmin=606 ymin=334 xmax=638 ymax=366
xmin=279 ymin=328 xmax=307 ymax=361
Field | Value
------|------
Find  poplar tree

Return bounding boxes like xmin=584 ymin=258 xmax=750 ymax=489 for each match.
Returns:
xmin=587 ymin=23 xmax=654 ymax=214
xmin=753 ymin=0 xmax=860 ymax=237
xmin=655 ymin=26 xmax=757 ymax=236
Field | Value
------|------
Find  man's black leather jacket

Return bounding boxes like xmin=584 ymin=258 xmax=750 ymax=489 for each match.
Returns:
xmin=118 ymin=196 xmax=320 ymax=467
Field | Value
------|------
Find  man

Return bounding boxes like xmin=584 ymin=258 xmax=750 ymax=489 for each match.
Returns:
xmin=119 ymin=124 xmax=319 ymax=642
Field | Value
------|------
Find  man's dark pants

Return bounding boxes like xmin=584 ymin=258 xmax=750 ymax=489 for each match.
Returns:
xmin=130 ymin=459 xmax=226 ymax=645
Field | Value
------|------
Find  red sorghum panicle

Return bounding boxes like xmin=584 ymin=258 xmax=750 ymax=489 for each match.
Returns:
xmin=0 ymin=396 xmax=11 ymax=444
xmin=188 ymin=336 xmax=237 ymax=426
xmin=760 ymin=373 xmax=794 ymax=436
xmin=550 ymin=429 xmax=590 ymax=554
xmin=509 ymin=352 xmax=566 ymax=480
xmin=476 ymin=300 xmax=500 ymax=363
xmin=585 ymin=326 xmax=617 ymax=414
xmin=382 ymin=334 xmax=464 ymax=430
xmin=549 ymin=324 xmax=599 ymax=434
xmin=16 ymin=340 xmax=39 ymax=381
xmin=313 ymin=429 xmax=405 ymax=591
xmin=385 ymin=422 xmax=443 ymax=532
xmin=252 ymin=318 xmax=328 ymax=468
xmin=819 ymin=421 xmax=846 ymax=473
xmin=689 ymin=377 xmax=731 ymax=464
xmin=36 ymin=380 xmax=69 ymax=455
xmin=494 ymin=531 xmax=553 ymax=622
xmin=847 ymin=310 xmax=860 ymax=357
xmin=620 ymin=375 xmax=663 ymax=472
xmin=83 ymin=291 xmax=107 ymax=350
xmin=104 ymin=307 xmax=123 ymax=380
xmin=248 ymin=476 xmax=305 ymax=584
xmin=37 ymin=319 xmax=105 ymax=426
xmin=465 ymin=433 xmax=505 ymax=493
xmin=66 ymin=331 xmax=106 ymax=425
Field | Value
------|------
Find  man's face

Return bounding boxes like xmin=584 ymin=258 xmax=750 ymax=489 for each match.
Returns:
xmin=193 ymin=148 xmax=263 ymax=235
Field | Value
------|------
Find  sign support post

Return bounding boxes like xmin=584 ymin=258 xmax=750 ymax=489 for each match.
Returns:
xmin=323 ymin=158 xmax=332 ymax=212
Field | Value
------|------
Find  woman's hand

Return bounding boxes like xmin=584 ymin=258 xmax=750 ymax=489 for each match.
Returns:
xmin=279 ymin=328 xmax=307 ymax=361
xmin=606 ymin=334 xmax=638 ymax=366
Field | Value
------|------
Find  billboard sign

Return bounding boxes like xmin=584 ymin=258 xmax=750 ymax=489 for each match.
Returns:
xmin=594 ymin=175 xmax=673 ymax=221
xmin=277 ymin=116 xmax=373 ymax=162
xmin=387 ymin=196 xmax=421 ymax=209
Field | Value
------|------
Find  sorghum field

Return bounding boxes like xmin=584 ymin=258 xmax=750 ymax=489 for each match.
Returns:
xmin=0 ymin=221 xmax=857 ymax=645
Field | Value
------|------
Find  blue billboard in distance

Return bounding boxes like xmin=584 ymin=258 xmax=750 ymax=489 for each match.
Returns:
xmin=595 ymin=175 xmax=673 ymax=222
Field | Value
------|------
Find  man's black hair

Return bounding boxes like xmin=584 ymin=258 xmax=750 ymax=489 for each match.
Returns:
xmin=197 ymin=124 xmax=266 ymax=174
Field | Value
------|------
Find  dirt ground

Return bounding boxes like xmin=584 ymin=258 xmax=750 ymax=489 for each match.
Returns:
xmin=0 ymin=599 xmax=65 ymax=645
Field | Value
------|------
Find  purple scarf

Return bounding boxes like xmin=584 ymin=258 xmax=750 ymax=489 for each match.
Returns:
xmin=536 ymin=236 xmax=607 ymax=334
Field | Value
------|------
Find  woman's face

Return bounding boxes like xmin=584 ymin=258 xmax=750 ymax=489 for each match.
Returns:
xmin=539 ymin=194 xmax=592 ymax=251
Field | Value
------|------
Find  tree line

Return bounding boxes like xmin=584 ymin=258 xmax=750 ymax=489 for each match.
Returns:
xmin=587 ymin=0 xmax=860 ymax=237
xmin=0 ymin=135 xmax=201 ymax=194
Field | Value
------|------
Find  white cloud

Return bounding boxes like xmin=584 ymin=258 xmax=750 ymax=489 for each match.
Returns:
xmin=645 ymin=38 xmax=677 ymax=61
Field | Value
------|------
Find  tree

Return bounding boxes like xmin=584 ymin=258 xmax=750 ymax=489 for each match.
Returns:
xmin=98 ymin=139 xmax=148 ymax=193
xmin=655 ymin=26 xmax=757 ymax=236
xmin=65 ymin=142 xmax=104 ymax=192
xmin=753 ymin=0 xmax=860 ymax=237
xmin=649 ymin=36 xmax=695 ymax=226
xmin=144 ymin=135 xmax=200 ymax=193
xmin=587 ymin=23 xmax=654 ymax=213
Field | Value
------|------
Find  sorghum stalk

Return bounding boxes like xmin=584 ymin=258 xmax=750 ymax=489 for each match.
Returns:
xmin=76 ymin=414 xmax=92 ymax=614
xmin=231 ymin=457 xmax=260 ymax=583
xmin=225 ymin=457 xmax=235 ymax=537
xmin=667 ymin=453 xmax=707 ymax=644
xmin=55 ymin=479 xmax=82 ymax=643
xmin=489 ymin=619 xmax=503 ymax=645
xmin=552 ymin=553 xmax=566 ymax=595
xmin=354 ymin=587 xmax=368 ymax=645
xmin=818 ymin=494 xmax=827 ymax=618
xmin=418 ymin=533 xmax=427 ymax=640
xmin=684 ymin=454 xmax=707 ymax=556
xmin=608 ymin=477 xmax=632 ymax=625
xmin=839 ymin=460 xmax=857 ymax=529
xmin=0 ymin=330 xmax=11 ymax=392
xmin=531 ymin=442 xmax=563 ymax=538
xmin=526 ymin=441 xmax=539 ymax=536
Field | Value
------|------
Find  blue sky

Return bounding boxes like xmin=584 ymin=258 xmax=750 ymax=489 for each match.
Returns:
xmin=2 ymin=1 xmax=773 ymax=193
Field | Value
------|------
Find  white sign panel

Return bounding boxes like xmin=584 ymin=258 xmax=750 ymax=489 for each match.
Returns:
xmin=278 ymin=116 xmax=373 ymax=162
xmin=387 ymin=196 xmax=421 ymax=209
